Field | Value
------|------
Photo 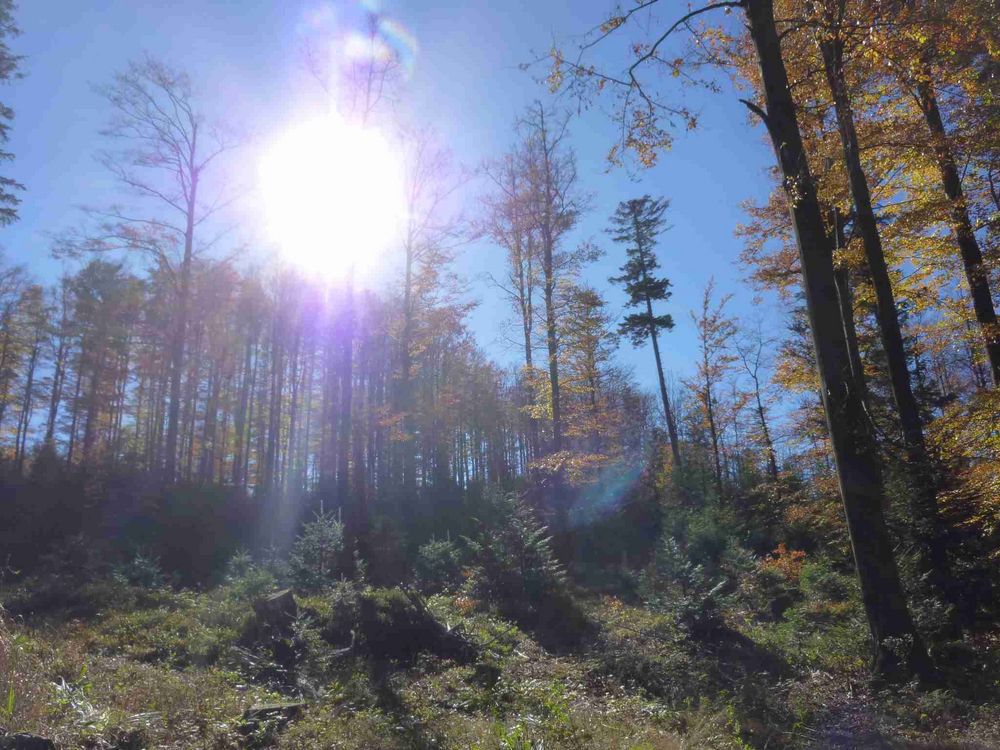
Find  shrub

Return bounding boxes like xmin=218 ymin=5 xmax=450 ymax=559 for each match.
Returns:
xmin=414 ymin=537 xmax=465 ymax=593
xmin=464 ymin=491 xmax=591 ymax=649
xmin=686 ymin=510 xmax=729 ymax=568
xmin=37 ymin=533 xmax=108 ymax=581
xmin=642 ymin=535 xmax=731 ymax=638
xmin=223 ymin=550 xmax=278 ymax=601
xmin=290 ymin=512 xmax=345 ymax=592
xmin=112 ymin=551 xmax=167 ymax=589
xmin=319 ymin=579 xmax=362 ymax=647
xmin=644 ymin=535 xmax=696 ymax=594
xmin=760 ymin=543 xmax=807 ymax=584
xmin=799 ymin=557 xmax=854 ymax=602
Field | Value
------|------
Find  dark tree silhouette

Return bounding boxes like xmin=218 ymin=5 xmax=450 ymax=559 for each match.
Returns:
xmin=608 ymin=196 xmax=682 ymax=467
xmin=0 ymin=0 xmax=23 ymax=225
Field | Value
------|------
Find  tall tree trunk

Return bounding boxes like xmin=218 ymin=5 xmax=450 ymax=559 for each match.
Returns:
xmin=516 ymin=235 xmax=541 ymax=460
xmin=336 ymin=279 xmax=354 ymax=505
xmin=536 ymin=107 xmax=564 ymax=454
xmin=301 ymin=346 xmax=315 ymax=495
xmin=182 ymin=322 xmax=203 ymax=481
xmin=542 ymin=257 xmax=562 ymax=452
xmin=285 ymin=330 xmax=302 ymax=498
xmin=752 ymin=378 xmax=779 ymax=481
xmin=232 ymin=335 xmax=254 ymax=487
xmin=744 ymin=0 xmax=930 ymax=681
xmin=915 ymin=71 xmax=1000 ymax=385
xmin=821 ymin=29 xmax=952 ymax=593
xmin=702 ymin=359 xmax=723 ymax=497
xmin=111 ymin=343 xmax=130 ymax=462
xmin=244 ymin=339 xmax=260 ymax=488
xmin=200 ymin=356 xmax=222 ymax=482
xmin=164 ymin=161 xmax=199 ymax=481
xmin=0 ymin=313 xmax=15 ymax=433
xmin=81 ymin=358 xmax=101 ymax=466
xmin=264 ymin=319 xmax=284 ymax=500
xmin=645 ymin=294 xmax=682 ymax=466
xmin=401 ymin=241 xmax=418 ymax=497
xmin=66 ymin=363 xmax=84 ymax=465
xmin=15 ymin=337 xmax=40 ymax=471
xmin=45 ymin=325 xmax=68 ymax=446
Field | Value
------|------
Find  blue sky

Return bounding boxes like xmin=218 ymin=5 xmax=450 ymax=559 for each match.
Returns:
xmin=4 ymin=0 xmax=781 ymax=395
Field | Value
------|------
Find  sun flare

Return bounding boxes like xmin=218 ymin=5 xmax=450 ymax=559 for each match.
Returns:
xmin=259 ymin=114 xmax=405 ymax=281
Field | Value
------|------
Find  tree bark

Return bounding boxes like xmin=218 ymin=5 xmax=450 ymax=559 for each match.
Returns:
xmin=916 ymin=71 xmax=1000 ymax=385
xmin=744 ymin=0 xmax=931 ymax=681
xmin=534 ymin=107 xmax=564 ymax=454
xmin=632 ymin=206 xmax=683 ymax=466
xmin=336 ymin=277 xmax=355 ymax=506
xmin=15 ymin=336 xmax=39 ymax=471
xmin=164 ymin=145 xmax=199 ymax=481
xmin=44 ymin=301 xmax=69 ymax=445
xmin=401 ymin=236 xmax=418 ymax=497
xmin=821 ymin=30 xmax=952 ymax=594
xmin=702 ymin=348 xmax=724 ymax=497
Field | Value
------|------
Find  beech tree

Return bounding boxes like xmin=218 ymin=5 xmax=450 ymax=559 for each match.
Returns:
xmin=813 ymin=0 xmax=953 ymax=596
xmin=553 ymin=0 xmax=932 ymax=680
xmin=735 ymin=324 xmax=780 ymax=482
xmin=396 ymin=130 xmax=465 ymax=505
xmin=518 ymin=102 xmax=589 ymax=456
xmin=687 ymin=280 xmax=737 ymax=497
xmin=482 ymin=139 xmax=543 ymax=460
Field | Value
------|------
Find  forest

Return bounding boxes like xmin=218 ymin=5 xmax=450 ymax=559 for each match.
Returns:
xmin=0 ymin=0 xmax=998 ymax=747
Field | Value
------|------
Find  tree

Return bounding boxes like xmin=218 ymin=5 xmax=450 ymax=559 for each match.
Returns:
xmin=519 ymin=102 xmax=589 ymax=455
xmin=559 ymin=283 xmax=620 ymax=461
xmin=0 ymin=256 xmax=26 ymax=440
xmin=554 ymin=0 xmax=932 ymax=681
xmin=687 ymin=280 xmax=737 ymax=497
xmin=482 ymin=140 xmax=543 ymax=460
xmin=68 ymin=261 xmax=141 ymax=467
xmin=397 ymin=130 xmax=465 ymax=504
xmin=0 ymin=0 xmax=22 ymax=225
xmin=57 ymin=56 xmax=235 ymax=480
xmin=13 ymin=284 xmax=46 ymax=469
xmin=43 ymin=278 xmax=72 ymax=447
xmin=815 ymin=0 xmax=952 ymax=596
xmin=608 ymin=196 xmax=682 ymax=466
xmin=735 ymin=324 xmax=780 ymax=482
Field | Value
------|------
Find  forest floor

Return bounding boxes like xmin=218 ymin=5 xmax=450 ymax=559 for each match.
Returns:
xmin=2 ymin=578 xmax=999 ymax=750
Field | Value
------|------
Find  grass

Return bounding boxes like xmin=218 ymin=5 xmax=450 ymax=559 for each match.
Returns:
xmin=2 ymin=575 xmax=999 ymax=749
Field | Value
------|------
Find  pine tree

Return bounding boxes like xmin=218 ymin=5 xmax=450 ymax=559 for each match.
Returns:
xmin=608 ymin=196 xmax=682 ymax=467
xmin=0 ymin=0 xmax=22 ymax=225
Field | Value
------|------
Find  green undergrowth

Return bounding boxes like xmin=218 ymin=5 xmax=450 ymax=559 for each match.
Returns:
xmin=2 ymin=571 xmax=999 ymax=749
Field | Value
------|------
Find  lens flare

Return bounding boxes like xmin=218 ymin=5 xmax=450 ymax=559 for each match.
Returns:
xmin=258 ymin=114 xmax=405 ymax=281
xmin=302 ymin=1 xmax=418 ymax=80
xmin=375 ymin=17 xmax=418 ymax=77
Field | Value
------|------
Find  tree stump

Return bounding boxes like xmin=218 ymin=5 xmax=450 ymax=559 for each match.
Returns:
xmin=252 ymin=589 xmax=298 ymax=631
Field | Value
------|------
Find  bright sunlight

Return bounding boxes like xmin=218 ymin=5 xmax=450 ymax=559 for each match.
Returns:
xmin=258 ymin=114 xmax=405 ymax=280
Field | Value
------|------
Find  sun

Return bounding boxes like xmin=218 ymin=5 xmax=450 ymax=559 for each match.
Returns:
xmin=258 ymin=114 xmax=405 ymax=281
